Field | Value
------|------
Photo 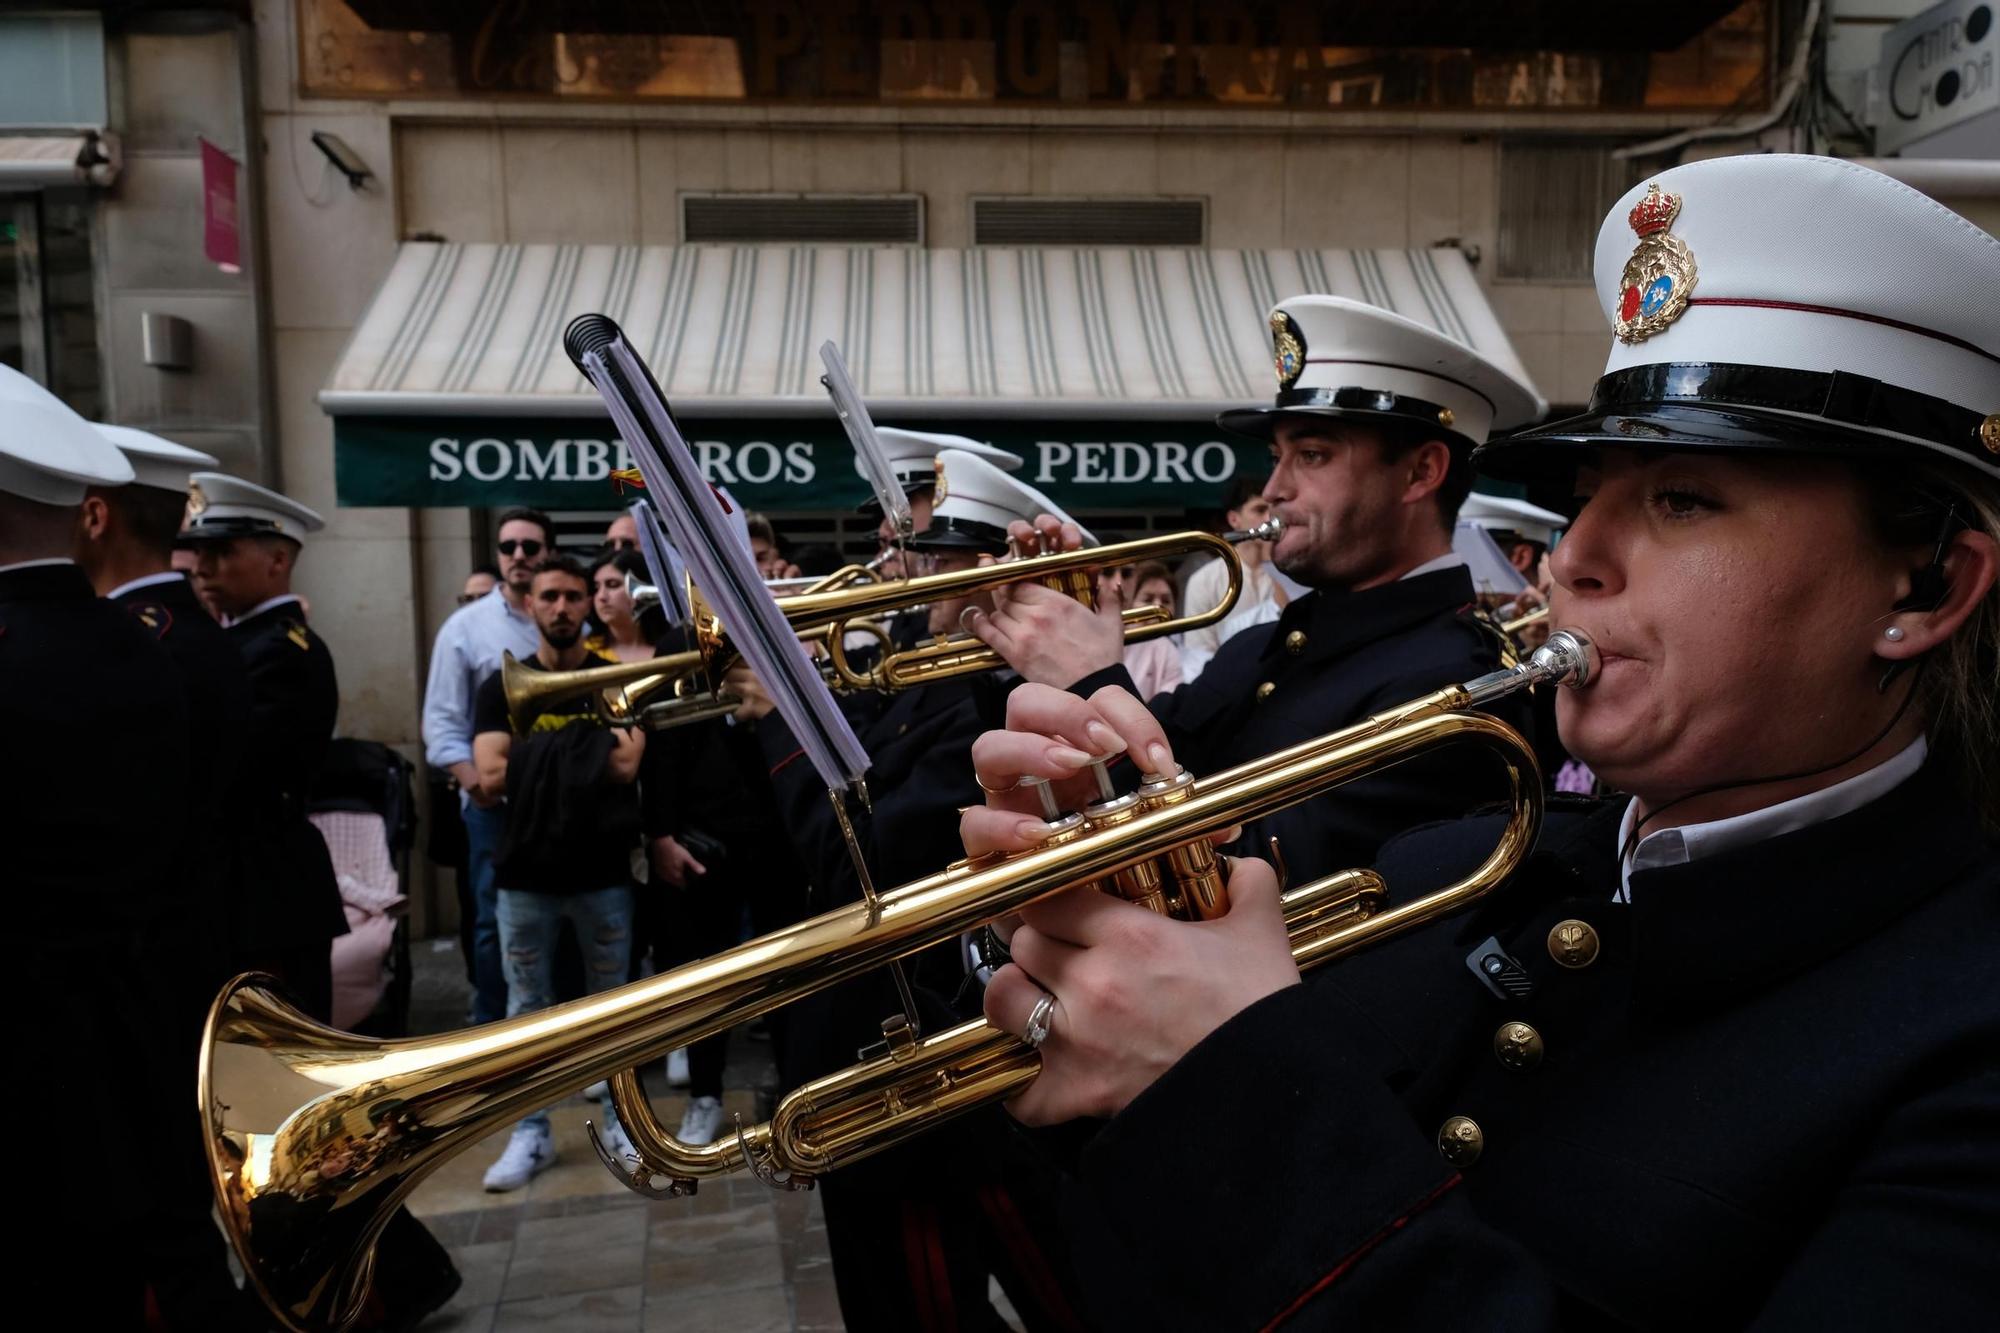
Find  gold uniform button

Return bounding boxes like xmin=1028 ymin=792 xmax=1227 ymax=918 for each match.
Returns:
xmin=1493 ymin=1021 xmax=1544 ymax=1071
xmin=1256 ymin=681 xmax=1276 ymax=700
xmin=1437 ymin=1116 xmax=1484 ymax=1167
xmin=1547 ymin=918 xmax=1601 ymax=969
xmin=1284 ymin=629 xmax=1307 ymax=655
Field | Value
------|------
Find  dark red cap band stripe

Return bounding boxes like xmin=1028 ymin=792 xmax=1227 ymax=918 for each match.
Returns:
xmin=1686 ymin=298 xmax=1999 ymax=366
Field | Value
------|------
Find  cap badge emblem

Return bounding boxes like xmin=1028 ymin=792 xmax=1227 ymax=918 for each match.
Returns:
xmin=1614 ymin=183 xmax=1697 ymax=345
xmin=1271 ymin=310 xmax=1306 ymax=392
xmin=184 ymin=479 xmax=208 ymax=518
xmin=931 ymin=458 xmax=949 ymax=504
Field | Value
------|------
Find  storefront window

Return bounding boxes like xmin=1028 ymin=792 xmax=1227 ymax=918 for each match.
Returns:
xmin=299 ymin=0 xmax=1770 ymax=113
xmin=0 ymin=191 xmax=100 ymax=417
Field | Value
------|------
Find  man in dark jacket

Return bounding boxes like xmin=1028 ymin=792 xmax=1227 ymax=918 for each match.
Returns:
xmin=179 ymin=467 xmax=459 ymax=1328
xmin=968 ymin=295 xmax=1550 ymax=880
xmin=179 ymin=470 xmax=351 ymax=1014
xmin=75 ymin=425 xmax=264 ymax=1329
xmin=3 ymin=368 xmax=190 ymax=1327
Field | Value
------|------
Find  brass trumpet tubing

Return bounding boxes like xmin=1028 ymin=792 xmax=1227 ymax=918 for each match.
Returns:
xmin=872 ymin=604 xmax=1174 ymax=691
xmin=599 ymin=707 xmax=1536 ymax=1189
xmin=761 ymin=867 xmax=1389 ymax=1178
xmin=210 ymin=634 xmax=1590 ymax=1328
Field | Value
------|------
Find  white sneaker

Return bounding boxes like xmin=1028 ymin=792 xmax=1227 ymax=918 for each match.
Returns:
xmin=482 ymin=1123 xmax=556 ymax=1192
xmin=596 ymin=1115 xmax=643 ymax=1176
xmin=583 ymin=1080 xmax=610 ymax=1101
xmin=666 ymin=1047 xmax=690 ymax=1088
xmin=678 ymin=1096 xmax=726 ymax=1147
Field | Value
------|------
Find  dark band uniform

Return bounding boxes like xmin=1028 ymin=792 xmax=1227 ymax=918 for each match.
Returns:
xmin=1067 ymin=295 xmax=1548 ymax=878
xmin=180 ymin=470 xmax=349 ymax=1018
xmin=1049 ymin=154 xmax=2000 ymax=1330
xmin=3 ymin=372 xmax=192 ymax=1323
xmin=754 ymin=448 xmax=1091 ymax=1332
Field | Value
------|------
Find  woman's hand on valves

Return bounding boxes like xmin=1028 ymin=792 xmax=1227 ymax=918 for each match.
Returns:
xmin=962 ymin=682 xmax=1300 ymax=1126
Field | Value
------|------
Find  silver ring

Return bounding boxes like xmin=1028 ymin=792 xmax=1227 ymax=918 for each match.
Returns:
xmin=1022 ymin=991 xmax=1057 ymax=1048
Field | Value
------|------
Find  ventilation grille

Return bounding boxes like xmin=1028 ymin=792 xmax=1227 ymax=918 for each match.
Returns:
xmin=972 ymin=197 xmax=1206 ymax=247
xmin=1496 ymin=142 xmax=1621 ymax=282
xmin=681 ymin=194 xmax=923 ymax=245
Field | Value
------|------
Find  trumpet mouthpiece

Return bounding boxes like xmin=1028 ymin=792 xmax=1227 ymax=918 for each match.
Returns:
xmin=1225 ymin=517 xmax=1284 ymax=543
xmin=1533 ymin=629 xmax=1599 ymax=689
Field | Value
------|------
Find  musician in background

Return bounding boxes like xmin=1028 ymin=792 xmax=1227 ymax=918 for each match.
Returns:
xmin=73 ymin=426 xmax=258 ymax=1328
xmin=472 ymin=553 xmax=644 ymax=1190
xmin=4 ymin=370 xmax=192 ymax=1325
xmin=731 ymin=446 xmax=1092 ymax=1333
xmin=964 ymin=155 xmax=2000 ymax=1329
xmin=969 ymin=296 xmax=1547 ymax=881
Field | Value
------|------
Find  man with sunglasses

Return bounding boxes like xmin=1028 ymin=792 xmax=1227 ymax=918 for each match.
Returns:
xmin=422 ymin=505 xmax=556 ymax=1025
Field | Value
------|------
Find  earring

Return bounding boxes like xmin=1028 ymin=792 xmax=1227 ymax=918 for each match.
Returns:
xmin=1883 ymin=625 xmax=1906 ymax=642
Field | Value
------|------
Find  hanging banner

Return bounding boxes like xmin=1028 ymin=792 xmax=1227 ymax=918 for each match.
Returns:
xmin=200 ymin=138 xmax=241 ymax=273
xmin=333 ymin=415 xmax=1266 ymax=511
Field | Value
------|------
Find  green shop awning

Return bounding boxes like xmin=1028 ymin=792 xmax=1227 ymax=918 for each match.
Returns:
xmin=324 ymin=241 xmax=1534 ymax=511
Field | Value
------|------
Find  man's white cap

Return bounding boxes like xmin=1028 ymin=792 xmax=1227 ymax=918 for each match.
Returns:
xmin=909 ymin=449 xmax=1096 ymax=553
xmin=1486 ymin=154 xmax=2000 ymax=482
xmin=858 ymin=428 xmax=1022 ymax=512
xmin=0 ymin=364 xmax=134 ymax=504
xmin=179 ymin=471 xmax=325 ymax=545
xmin=1459 ymin=492 xmax=1568 ymax=548
xmin=95 ymin=424 xmax=220 ymax=495
xmin=1219 ymin=296 xmax=1546 ymax=446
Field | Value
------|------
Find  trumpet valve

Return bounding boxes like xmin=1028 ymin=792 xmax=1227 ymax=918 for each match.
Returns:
xmin=1135 ymin=770 xmax=1230 ymax=920
xmin=1078 ymin=761 xmax=1171 ymax=915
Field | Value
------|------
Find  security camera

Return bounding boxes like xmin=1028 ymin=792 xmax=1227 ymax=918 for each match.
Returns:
xmin=310 ymin=131 xmax=373 ymax=190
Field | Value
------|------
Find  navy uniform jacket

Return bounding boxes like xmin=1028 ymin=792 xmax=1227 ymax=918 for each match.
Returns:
xmin=115 ymin=575 xmax=251 ymax=972
xmin=4 ymin=561 xmax=191 ymax=1232
xmin=1067 ymin=764 xmax=1998 ymax=1329
xmin=227 ymin=597 xmax=349 ymax=952
xmin=1069 ymin=565 xmax=1531 ymax=882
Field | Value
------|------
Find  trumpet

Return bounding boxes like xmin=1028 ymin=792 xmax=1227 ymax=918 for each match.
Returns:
xmin=202 ymin=630 xmax=1596 ymax=1331
xmin=517 ymin=529 xmax=1252 ymax=724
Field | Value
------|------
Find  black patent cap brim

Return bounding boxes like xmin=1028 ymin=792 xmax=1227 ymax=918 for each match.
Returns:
xmin=1474 ymin=403 xmax=1928 ymax=482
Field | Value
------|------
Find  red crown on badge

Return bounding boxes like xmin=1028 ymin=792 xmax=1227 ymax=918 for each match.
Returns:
xmin=1628 ymin=184 xmax=1682 ymax=238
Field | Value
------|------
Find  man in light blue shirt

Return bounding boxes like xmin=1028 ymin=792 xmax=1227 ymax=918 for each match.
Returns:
xmin=422 ymin=506 xmax=552 ymax=1024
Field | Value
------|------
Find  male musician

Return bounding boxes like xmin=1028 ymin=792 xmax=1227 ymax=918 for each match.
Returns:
xmin=2 ymin=367 xmax=190 ymax=1325
xmin=179 ymin=472 xmax=352 ymax=1016
xmin=969 ymin=297 xmax=1547 ymax=880
xmin=861 ymin=427 xmax=1023 ymax=580
xmin=1460 ymin=491 xmax=1567 ymax=581
xmin=733 ymin=448 xmax=1095 ymax=1333
xmin=72 ymin=426 xmax=261 ymax=1328
xmin=471 ymin=553 xmax=644 ymax=1189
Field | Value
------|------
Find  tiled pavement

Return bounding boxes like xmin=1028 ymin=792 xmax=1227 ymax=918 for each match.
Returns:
xmin=394 ymin=940 xmax=1024 ymax=1332
xmin=406 ymin=1086 xmax=843 ymax=1332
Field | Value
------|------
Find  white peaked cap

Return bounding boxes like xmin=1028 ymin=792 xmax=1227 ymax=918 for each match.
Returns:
xmin=911 ymin=449 xmax=1097 ymax=553
xmin=179 ymin=471 xmax=326 ymax=545
xmin=0 ymin=365 xmax=133 ymax=504
xmin=863 ymin=428 xmax=1024 ymax=488
xmin=1487 ymin=154 xmax=2000 ymax=482
xmin=95 ymin=424 xmax=221 ymax=495
xmin=1459 ymin=492 xmax=1568 ymax=547
xmin=1219 ymin=295 xmax=1546 ymax=446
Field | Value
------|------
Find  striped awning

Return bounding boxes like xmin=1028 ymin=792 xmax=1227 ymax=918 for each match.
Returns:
xmin=321 ymin=242 xmax=1530 ymax=420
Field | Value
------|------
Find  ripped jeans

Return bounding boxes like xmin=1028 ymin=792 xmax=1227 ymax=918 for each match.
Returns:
xmin=497 ymin=885 xmax=634 ymax=1134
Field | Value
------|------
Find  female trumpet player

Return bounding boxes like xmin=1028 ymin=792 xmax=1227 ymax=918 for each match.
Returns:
xmin=960 ymin=156 xmax=1999 ymax=1329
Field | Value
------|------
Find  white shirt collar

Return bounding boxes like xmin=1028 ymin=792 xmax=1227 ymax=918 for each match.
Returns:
xmin=227 ymin=592 xmax=302 ymax=626
xmin=107 ymin=570 xmax=187 ymax=601
xmin=0 ymin=557 xmax=76 ymax=575
xmin=1615 ymin=736 xmax=1929 ymax=902
xmin=1400 ymin=552 xmax=1467 ymax=581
